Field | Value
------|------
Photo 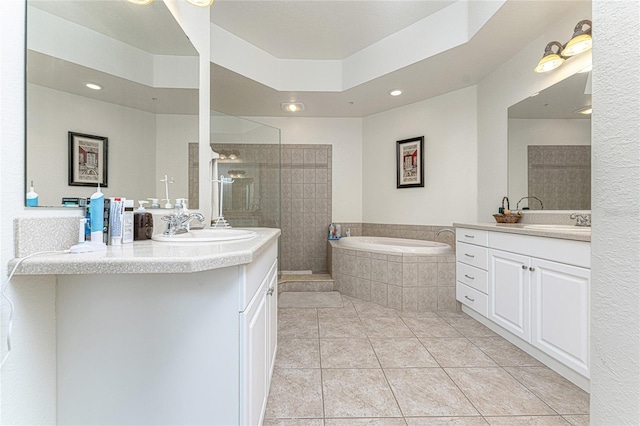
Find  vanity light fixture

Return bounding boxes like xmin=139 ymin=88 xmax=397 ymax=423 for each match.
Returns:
xmin=85 ymin=83 xmax=102 ymax=90
xmin=534 ymin=20 xmax=592 ymax=73
xmin=281 ymin=102 xmax=305 ymax=112
xmin=186 ymin=0 xmax=214 ymax=6
xmin=389 ymin=89 xmax=402 ymax=96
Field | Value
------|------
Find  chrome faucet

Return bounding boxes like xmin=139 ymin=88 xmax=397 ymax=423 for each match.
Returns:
xmin=161 ymin=210 xmax=206 ymax=236
xmin=436 ymin=228 xmax=455 ymax=237
xmin=570 ymin=213 xmax=591 ymax=227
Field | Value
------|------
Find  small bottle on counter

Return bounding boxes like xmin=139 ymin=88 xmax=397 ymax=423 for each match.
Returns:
xmin=336 ymin=224 xmax=342 ymax=238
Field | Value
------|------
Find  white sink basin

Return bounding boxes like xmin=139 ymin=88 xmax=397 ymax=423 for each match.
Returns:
xmin=523 ymin=224 xmax=591 ymax=232
xmin=152 ymin=229 xmax=257 ymax=243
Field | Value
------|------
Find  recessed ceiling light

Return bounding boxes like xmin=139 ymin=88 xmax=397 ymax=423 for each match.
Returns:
xmin=85 ymin=83 xmax=102 ymax=90
xmin=574 ymin=105 xmax=592 ymax=115
xmin=186 ymin=0 xmax=214 ymax=7
xmin=126 ymin=0 xmax=153 ymax=5
xmin=389 ymin=89 xmax=402 ymax=97
xmin=281 ymin=102 xmax=305 ymax=112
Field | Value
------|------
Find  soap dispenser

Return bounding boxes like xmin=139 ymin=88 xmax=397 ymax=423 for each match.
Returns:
xmin=26 ymin=181 xmax=38 ymax=207
xmin=134 ymin=201 xmax=154 ymax=241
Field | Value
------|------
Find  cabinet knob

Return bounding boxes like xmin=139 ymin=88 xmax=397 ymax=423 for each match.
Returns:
xmin=464 ymin=295 xmax=475 ymax=302
xmin=529 ymin=267 xmax=535 ymax=272
xmin=464 ymin=274 xmax=475 ymax=280
xmin=267 ymin=287 xmax=275 ymax=296
xmin=522 ymin=265 xmax=527 ymax=270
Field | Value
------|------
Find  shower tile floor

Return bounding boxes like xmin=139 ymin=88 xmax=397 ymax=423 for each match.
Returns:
xmin=264 ymin=295 xmax=590 ymax=426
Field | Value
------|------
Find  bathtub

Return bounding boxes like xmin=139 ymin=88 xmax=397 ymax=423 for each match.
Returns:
xmin=337 ymin=236 xmax=451 ymax=255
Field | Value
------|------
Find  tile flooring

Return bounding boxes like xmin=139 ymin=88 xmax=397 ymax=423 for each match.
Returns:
xmin=264 ymin=295 xmax=589 ymax=426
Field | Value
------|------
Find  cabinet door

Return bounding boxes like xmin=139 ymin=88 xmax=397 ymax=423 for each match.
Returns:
xmin=489 ymin=249 xmax=530 ymax=342
xmin=266 ymin=261 xmax=278 ymax=380
xmin=240 ymin=284 xmax=268 ymax=426
xmin=531 ymin=258 xmax=590 ymax=377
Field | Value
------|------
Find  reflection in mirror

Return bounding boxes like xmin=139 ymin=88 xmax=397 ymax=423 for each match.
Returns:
xmin=26 ymin=0 xmax=198 ymax=207
xmin=188 ymin=110 xmax=281 ymax=228
xmin=508 ymin=72 xmax=591 ymax=210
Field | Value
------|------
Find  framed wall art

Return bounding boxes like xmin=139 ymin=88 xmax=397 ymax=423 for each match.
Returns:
xmin=396 ymin=136 xmax=424 ymax=188
xmin=68 ymin=131 xmax=108 ymax=187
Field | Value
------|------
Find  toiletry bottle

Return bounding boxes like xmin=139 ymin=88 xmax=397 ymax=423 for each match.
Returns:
xmin=336 ymin=224 xmax=342 ymax=238
xmin=123 ymin=199 xmax=134 ymax=244
xmin=109 ymin=197 xmax=124 ymax=245
xmin=26 ymin=181 xmax=38 ymax=207
xmin=134 ymin=201 xmax=154 ymax=241
xmin=329 ymin=223 xmax=335 ymax=238
xmin=148 ymin=198 xmax=160 ymax=209
xmin=89 ymin=185 xmax=106 ymax=246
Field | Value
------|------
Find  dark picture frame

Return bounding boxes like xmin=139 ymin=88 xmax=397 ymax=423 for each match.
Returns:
xmin=396 ymin=136 xmax=424 ymax=188
xmin=68 ymin=132 xmax=108 ymax=187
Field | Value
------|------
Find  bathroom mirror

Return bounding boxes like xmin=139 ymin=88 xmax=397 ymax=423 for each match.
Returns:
xmin=25 ymin=0 xmax=198 ymax=207
xmin=507 ymin=72 xmax=592 ymax=210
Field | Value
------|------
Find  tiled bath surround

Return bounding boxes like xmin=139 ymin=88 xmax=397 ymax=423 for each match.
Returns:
xmin=280 ymin=144 xmax=332 ymax=273
xmin=330 ymin=243 xmax=458 ymax=312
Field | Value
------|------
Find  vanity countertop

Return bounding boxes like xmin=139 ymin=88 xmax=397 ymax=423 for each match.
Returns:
xmin=9 ymin=228 xmax=280 ymax=275
xmin=453 ymin=222 xmax=590 ymax=242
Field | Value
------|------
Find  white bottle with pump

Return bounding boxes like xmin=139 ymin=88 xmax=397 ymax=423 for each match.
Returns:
xmin=26 ymin=181 xmax=38 ymax=207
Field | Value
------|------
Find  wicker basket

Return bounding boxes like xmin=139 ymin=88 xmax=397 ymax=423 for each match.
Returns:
xmin=493 ymin=213 xmax=522 ymax=223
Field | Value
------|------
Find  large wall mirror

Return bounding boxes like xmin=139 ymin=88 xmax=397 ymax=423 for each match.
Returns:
xmin=508 ymin=72 xmax=592 ymax=210
xmin=26 ymin=0 xmax=199 ymax=208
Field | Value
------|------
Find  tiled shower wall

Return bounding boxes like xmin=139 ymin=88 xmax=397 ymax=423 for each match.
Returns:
xmin=280 ymin=145 xmax=332 ymax=273
xmin=528 ymin=145 xmax=591 ymax=210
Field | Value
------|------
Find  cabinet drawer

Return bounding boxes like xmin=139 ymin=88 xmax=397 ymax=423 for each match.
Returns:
xmin=456 ymin=282 xmax=488 ymax=317
xmin=456 ymin=228 xmax=488 ymax=246
xmin=456 ymin=262 xmax=488 ymax=294
xmin=456 ymin=242 xmax=488 ymax=270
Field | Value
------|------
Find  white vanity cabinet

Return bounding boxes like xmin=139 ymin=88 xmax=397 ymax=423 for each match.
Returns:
xmin=456 ymin=227 xmax=590 ymax=380
xmin=455 ymin=228 xmax=489 ymax=317
xmin=55 ymin=239 xmax=279 ymax=426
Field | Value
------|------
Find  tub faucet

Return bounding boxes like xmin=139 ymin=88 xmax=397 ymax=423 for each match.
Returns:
xmin=570 ymin=213 xmax=591 ymax=227
xmin=436 ymin=228 xmax=455 ymax=237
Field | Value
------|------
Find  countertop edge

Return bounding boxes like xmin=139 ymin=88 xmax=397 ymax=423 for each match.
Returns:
xmin=453 ymin=223 xmax=590 ymax=242
xmin=8 ymin=228 xmax=281 ymax=276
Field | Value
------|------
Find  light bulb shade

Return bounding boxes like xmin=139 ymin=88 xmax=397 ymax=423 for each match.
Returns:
xmin=561 ymin=34 xmax=592 ymax=56
xmin=534 ymin=41 xmax=565 ymax=73
xmin=186 ymin=0 xmax=214 ymax=6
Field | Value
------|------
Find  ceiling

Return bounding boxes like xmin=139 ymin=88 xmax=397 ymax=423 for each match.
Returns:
xmin=208 ymin=0 xmax=590 ymax=117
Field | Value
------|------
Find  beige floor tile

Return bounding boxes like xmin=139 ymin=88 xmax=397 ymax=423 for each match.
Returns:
xmin=279 ymin=315 xmax=320 ymax=339
xmin=275 ymin=338 xmax=321 ymax=369
xmin=319 ymin=317 xmax=366 ymax=338
xmin=322 ymin=369 xmax=402 ymax=418
xmin=265 ymin=369 xmax=324 ymax=419
xmin=264 ymin=419 xmax=324 ymax=426
xmin=419 ymin=338 xmax=497 ymax=368
xmin=504 ymin=367 xmax=590 ymax=415
xmin=320 ymin=338 xmax=380 ymax=368
xmin=562 ymin=415 xmax=589 ymax=426
xmin=397 ymin=311 xmax=441 ymax=319
xmin=468 ymin=337 xmax=543 ymax=367
xmin=369 ymin=338 xmax=438 ymax=368
xmin=361 ymin=317 xmax=415 ymax=338
xmin=437 ymin=313 xmax=497 ymax=338
xmin=384 ymin=368 xmax=479 ymax=417
xmin=351 ymin=299 xmax=400 ymax=318
xmin=325 ymin=418 xmax=406 ymax=425
xmin=401 ymin=317 xmax=462 ymax=338
xmin=318 ymin=302 xmax=359 ymax=319
xmin=445 ymin=368 xmax=555 ymax=416
xmin=405 ymin=417 xmax=488 ymax=425
xmin=279 ymin=308 xmax=319 ymax=321
xmin=484 ymin=415 xmax=571 ymax=425
xmin=280 ymin=291 xmax=343 ymax=308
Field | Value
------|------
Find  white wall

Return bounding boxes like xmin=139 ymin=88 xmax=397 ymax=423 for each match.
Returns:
xmin=591 ymin=0 xmax=640 ymax=423
xmin=0 ymin=1 xmax=211 ymax=423
xmin=27 ymin=84 xmax=158 ymax=206
xmin=361 ymin=85 xmax=478 ymax=226
xmin=477 ymin=3 xmax=592 ymax=221
xmin=246 ymin=117 xmax=364 ymax=223
xmin=508 ymin=118 xmax=591 ymax=202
